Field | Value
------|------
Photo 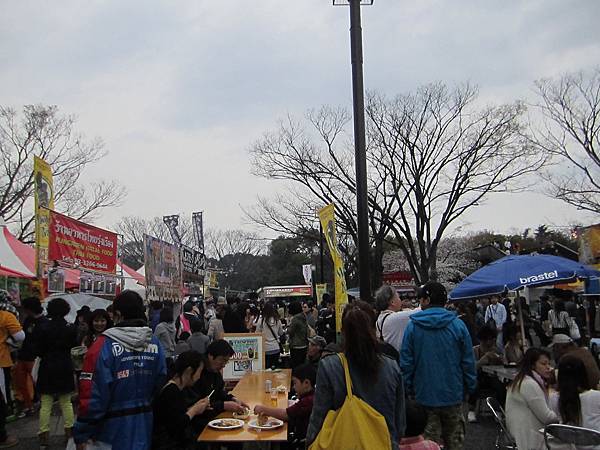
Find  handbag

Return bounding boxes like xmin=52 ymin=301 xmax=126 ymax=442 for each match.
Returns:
xmin=309 ymin=354 xmax=391 ymax=450
xmin=265 ymin=319 xmax=284 ymax=353
xmin=569 ymin=317 xmax=581 ymax=340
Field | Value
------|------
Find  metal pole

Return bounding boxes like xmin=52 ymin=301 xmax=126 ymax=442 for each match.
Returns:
xmin=348 ymin=0 xmax=371 ymax=301
xmin=319 ymin=223 xmax=325 ymax=283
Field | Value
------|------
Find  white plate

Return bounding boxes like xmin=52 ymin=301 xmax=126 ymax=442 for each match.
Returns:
xmin=208 ymin=418 xmax=245 ymax=430
xmin=247 ymin=418 xmax=284 ymax=430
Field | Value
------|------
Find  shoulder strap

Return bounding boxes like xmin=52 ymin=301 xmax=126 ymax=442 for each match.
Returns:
xmin=265 ymin=319 xmax=283 ymax=352
xmin=378 ymin=312 xmax=392 ymax=340
xmin=338 ymin=353 xmax=353 ymax=398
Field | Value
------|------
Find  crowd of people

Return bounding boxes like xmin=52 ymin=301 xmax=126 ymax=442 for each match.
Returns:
xmin=0 ymin=284 xmax=597 ymax=449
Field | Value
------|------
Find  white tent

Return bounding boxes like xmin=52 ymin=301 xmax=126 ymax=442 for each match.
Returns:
xmin=43 ymin=293 xmax=112 ymax=322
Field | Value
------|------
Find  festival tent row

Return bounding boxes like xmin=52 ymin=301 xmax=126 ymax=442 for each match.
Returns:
xmin=0 ymin=220 xmax=145 ymax=295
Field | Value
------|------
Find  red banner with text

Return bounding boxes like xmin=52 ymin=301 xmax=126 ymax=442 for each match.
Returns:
xmin=48 ymin=211 xmax=118 ymax=274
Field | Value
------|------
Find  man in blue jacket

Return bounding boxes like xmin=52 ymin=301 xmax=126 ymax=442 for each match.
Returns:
xmin=74 ymin=290 xmax=167 ymax=450
xmin=400 ymin=282 xmax=476 ymax=450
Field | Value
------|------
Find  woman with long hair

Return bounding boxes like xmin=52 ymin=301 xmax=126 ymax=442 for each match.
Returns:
xmin=504 ymin=324 xmax=526 ymax=364
xmin=288 ymin=301 xmax=309 ymax=369
xmin=306 ymin=301 xmax=406 ymax=450
xmin=255 ymin=301 xmax=284 ymax=369
xmin=549 ymin=355 xmax=600 ymax=430
xmin=81 ymin=309 xmax=113 ymax=348
xmin=152 ymin=351 xmax=210 ymax=449
xmin=505 ymin=348 xmax=558 ymax=450
xmin=549 ymin=300 xmax=570 ymax=336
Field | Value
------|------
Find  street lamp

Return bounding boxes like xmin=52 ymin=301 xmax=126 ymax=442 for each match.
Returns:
xmin=334 ymin=0 xmax=373 ymax=301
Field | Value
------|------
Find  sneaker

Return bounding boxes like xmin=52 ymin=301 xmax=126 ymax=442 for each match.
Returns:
xmin=467 ymin=411 xmax=477 ymax=423
xmin=0 ymin=435 xmax=18 ymax=448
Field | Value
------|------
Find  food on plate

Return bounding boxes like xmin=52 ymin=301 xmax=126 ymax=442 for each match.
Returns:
xmin=213 ymin=419 xmax=241 ymax=427
xmin=276 ymin=384 xmax=286 ymax=393
xmin=257 ymin=413 xmax=269 ymax=426
xmin=233 ymin=407 xmax=250 ymax=419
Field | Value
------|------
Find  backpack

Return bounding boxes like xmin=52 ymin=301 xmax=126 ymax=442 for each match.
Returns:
xmin=377 ymin=312 xmax=400 ymax=361
xmin=309 ymin=353 xmax=391 ymax=450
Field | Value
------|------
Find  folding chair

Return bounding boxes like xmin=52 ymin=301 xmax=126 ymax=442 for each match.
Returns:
xmin=544 ymin=423 xmax=600 ymax=449
xmin=486 ymin=397 xmax=517 ymax=450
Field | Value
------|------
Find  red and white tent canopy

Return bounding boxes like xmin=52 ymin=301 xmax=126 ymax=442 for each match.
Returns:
xmin=0 ymin=222 xmax=145 ymax=291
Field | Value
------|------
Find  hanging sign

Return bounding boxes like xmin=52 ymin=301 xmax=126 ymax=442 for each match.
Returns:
xmin=48 ymin=211 xmax=118 ymax=274
xmin=181 ymin=245 xmax=206 ymax=283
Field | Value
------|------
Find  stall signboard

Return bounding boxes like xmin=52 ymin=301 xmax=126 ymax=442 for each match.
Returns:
xmin=222 ymin=333 xmax=265 ymax=381
xmin=181 ymin=245 xmax=206 ymax=283
xmin=144 ymin=234 xmax=182 ymax=301
xmin=48 ymin=211 xmax=118 ymax=274
xmin=47 ymin=268 xmax=66 ymax=293
xmin=262 ymin=285 xmax=313 ymax=298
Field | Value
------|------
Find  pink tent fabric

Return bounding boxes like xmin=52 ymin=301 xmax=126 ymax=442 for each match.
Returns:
xmin=0 ymin=224 xmax=144 ymax=289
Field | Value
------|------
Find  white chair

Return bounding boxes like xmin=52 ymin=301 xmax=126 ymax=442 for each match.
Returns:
xmin=544 ymin=423 xmax=600 ymax=449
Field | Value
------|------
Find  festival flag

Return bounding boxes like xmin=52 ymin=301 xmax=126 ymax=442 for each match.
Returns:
xmin=34 ymin=156 xmax=55 ymax=277
xmin=318 ymin=203 xmax=348 ymax=333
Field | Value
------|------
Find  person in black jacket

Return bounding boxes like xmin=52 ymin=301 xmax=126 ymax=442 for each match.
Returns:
xmin=15 ymin=297 xmax=47 ymax=418
xmin=187 ymin=340 xmax=249 ymax=434
xmin=152 ymin=351 xmax=210 ymax=449
xmin=35 ymin=297 xmax=78 ymax=449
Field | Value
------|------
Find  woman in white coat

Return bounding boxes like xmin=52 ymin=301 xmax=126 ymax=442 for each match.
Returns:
xmin=506 ymin=348 xmax=558 ymax=450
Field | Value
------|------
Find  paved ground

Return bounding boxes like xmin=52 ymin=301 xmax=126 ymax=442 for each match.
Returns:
xmin=6 ymin=407 xmax=499 ymax=449
xmin=6 ymin=408 xmax=67 ymax=449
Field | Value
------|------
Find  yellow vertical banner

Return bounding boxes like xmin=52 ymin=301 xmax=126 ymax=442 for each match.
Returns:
xmin=34 ymin=156 xmax=55 ymax=277
xmin=318 ymin=203 xmax=348 ymax=333
xmin=315 ymin=283 xmax=328 ymax=304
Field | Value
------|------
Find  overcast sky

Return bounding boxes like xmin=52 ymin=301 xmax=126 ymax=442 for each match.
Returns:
xmin=1 ymin=0 xmax=599 ymax=238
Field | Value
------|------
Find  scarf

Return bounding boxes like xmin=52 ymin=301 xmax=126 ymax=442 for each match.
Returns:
xmin=531 ymin=371 xmax=549 ymax=400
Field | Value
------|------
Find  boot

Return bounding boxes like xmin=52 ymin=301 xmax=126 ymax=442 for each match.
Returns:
xmin=64 ymin=427 xmax=73 ymax=443
xmin=38 ymin=431 xmax=49 ymax=450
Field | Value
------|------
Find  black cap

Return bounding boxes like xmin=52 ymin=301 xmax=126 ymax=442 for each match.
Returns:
xmin=416 ymin=281 xmax=447 ymax=306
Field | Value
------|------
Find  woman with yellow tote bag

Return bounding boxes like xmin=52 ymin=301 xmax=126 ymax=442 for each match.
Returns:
xmin=306 ymin=301 xmax=406 ymax=450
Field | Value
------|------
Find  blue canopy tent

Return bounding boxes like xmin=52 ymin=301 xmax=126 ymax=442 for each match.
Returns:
xmin=449 ymin=254 xmax=600 ymax=349
xmin=449 ymin=254 xmax=600 ymax=301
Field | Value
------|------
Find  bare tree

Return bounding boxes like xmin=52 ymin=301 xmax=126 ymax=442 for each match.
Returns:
xmin=116 ymin=215 xmax=195 ymax=268
xmin=532 ymin=69 xmax=600 ymax=213
xmin=0 ymin=105 xmax=125 ymax=242
xmin=247 ymin=82 xmax=545 ymax=285
xmin=246 ymin=106 xmax=395 ymax=286
xmin=204 ymin=228 xmax=266 ymax=260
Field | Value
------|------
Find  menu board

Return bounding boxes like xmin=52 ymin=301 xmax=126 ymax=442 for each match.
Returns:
xmin=222 ymin=333 xmax=265 ymax=381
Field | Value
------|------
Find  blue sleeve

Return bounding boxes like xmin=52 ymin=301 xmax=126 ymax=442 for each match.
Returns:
xmin=73 ymin=339 xmax=114 ymax=444
xmin=306 ymin=359 xmax=335 ymax=446
xmin=400 ymin=323 xmax=415 ymax=396
xmin=459 ymin=322 xmax=477 ymax=394
xmin=154 ymin=337 xmax=168 ymax=392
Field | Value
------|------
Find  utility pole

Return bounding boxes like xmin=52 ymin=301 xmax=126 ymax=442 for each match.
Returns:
xmin=334 ymin=0 xmax=373 ymax=301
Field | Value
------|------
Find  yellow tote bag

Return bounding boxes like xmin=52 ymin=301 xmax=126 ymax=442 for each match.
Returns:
xmin=309 ymin=353 xmax=392 ymax=450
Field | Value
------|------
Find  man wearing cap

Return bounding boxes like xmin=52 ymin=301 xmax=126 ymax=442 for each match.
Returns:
xmin=551 ymin=334 xmax=600 ymax=390
xmin=306 ymin=336 xmax=326 ymax=369
xmin=401 ymin=282 xmax=477 ymax=450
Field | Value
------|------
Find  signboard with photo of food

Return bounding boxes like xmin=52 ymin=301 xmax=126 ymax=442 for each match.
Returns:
xmin=222 ymin=333 xmax=265 ymax=380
